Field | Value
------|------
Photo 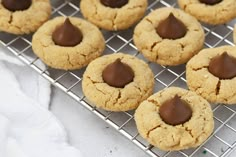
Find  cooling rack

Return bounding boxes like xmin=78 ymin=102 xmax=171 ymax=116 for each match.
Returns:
xmin=1 ymin=0 xmax=236 ymax=156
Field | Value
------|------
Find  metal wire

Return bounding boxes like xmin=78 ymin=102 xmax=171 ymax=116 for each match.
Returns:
xmin=1 ymin=0 xmax=236 ymax=156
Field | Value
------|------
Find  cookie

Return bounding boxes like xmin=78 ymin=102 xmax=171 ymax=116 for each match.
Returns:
xmin=82 ymin=53 xmax=154 ymax=111
xmin=80 ymin=0 xmax=147 ymax=31
xmin=134 ymin=87 xmax=214 ymax=151
xmin=133 ymin=7 xmax=204 ymax=66
xmin=0 ymin=0 xmax=51 ymax=35
xmin=178 ymin=0 xmax=236 ymax=25
xmin=32 ymin=17 xmax=105 ymax=70
xmin=186 ymin=45 xmax=236 ymax=104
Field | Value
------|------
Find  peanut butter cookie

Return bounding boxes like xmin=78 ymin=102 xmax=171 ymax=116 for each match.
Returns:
xmin=82 ymin=53 xmax=154 ymax=111
xmin=0 ymin=0 xmax=51 ymax=34
xmin=135 ymin=87 xmax=214 ymax=151
xmin=32 ymin=17 xmax=105 ymax=70
xmin=80 ymin=0 xmax=147 ymax=31
xmin=186 ymin=46 xmax=236 ymax=104
xmin=178 ymin=0 xmax=236 ymax=25
xmin=133 ymin=7 xmax=204 ymax=66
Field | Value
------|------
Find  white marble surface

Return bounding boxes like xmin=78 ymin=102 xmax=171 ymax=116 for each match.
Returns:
xmin=50 ymin=86 xmax=148 ymax=157
xmin=0 ymin=44 xmax=148 ymax=157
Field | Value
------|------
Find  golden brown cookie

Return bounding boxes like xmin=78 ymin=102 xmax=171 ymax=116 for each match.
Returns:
xmin=80 ymin=0 xmax=147 ymax=31
xmin=32 ymin=16 xmax=105 ymax=70
xmin=135 ymin=87 xmax=214 ymax=151
xmin=82 ymin=53 xmax=154 ymax=111
xmin=0 ymin=0 xmax=51 ymax=34
xmin=186 ymin=46 xmax=236 ymax=104
xmin=178 ymin=0 xmax=236 ymax=25
xmin=133 ymin=7 xmax=205 ymax=66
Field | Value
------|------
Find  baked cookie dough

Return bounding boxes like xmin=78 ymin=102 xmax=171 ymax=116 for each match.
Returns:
xmin=0 ymin=0 xmax=51 ymax=34
xmin=133 ymin=7 xmax=204 ymax=66
xmin=32 ymin=16 xmax=105 ymax=70
xmin=82 ymin=53 xmax=154 ymax=111
xmin=178 ymin=0 xmax=236 ymax=25
xmin=80 ymin=0 xmax=147 ymax=31
xmin=186 ymin=46 xmax=236 ymax=104
xmin=135 ymin=87 xmax=214 ymax=151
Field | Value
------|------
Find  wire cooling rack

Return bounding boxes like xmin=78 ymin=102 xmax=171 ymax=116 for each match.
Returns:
xmin=1 ymin=0 xmax=236 ymax=156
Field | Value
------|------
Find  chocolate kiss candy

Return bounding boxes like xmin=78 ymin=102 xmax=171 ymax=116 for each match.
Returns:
xmin=100 ymin=0 xmax=128 ymax=8
xmin=52 ymin=18 xmax=83 ymax=47
xmin=2 ymin=0 xmax=32 ymax=11
xmin=208 ymin=52 xmax=236 ymax=79
xmin=199 ymin=0 xmax=222 ymax=5
xmin=102 ymin=58 xmax=134 ymax=88
xmin=159 ymin=95 xmax=192 ymax=126
xmin=156 ymin=13 xmax=187 ymax=40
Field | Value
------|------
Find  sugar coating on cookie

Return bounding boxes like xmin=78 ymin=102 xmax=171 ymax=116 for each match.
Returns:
xmin=186 ymin=46 xmax=236 ymax=104
xmin=135 ymin=87 xmax=214 ymax=151
xmin=0 ymin=0 xmax=51 ymax=34
xmin=80 ymin=0 xmax=147 ymax=31
xmin=178 ymin=0 xmax=236 ymax=25
xmin=82 ymin=53 xmax=154 ymax=111
xmin=133 ymin=7 xmax=205 ymax=66
xmin=32 ymin=16 xmax=105 ymax=70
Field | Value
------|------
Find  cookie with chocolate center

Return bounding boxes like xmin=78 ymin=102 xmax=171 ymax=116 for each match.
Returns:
xmin=134 ymin=7 xmax=204 ymax=66
xmin=178 ymin=0 xmax=236 ymax=25
xmin=82 ymin=53 xmax=154 ymax=111
xmin=80 ymin=0 xmax=148 ymax=31
xmin=186 ymin=46 xmax=236 ymax=104
xmin=135 ymin=87 xmax=214 ymax=151
xmin=0 ymin=0 xmax=51 ymax=34
xmin=32 ymin=17 xmax=105 ymax=70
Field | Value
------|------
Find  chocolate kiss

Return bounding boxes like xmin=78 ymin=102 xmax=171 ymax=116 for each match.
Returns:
xmin=2 ymin=0 xmax=32 ymax=11
xmin=102 ymin=58 xmax=134 ymax=88
xmin=52 ymin=18 xmax=83 ymax=47
xmin=208 ymin=52 xmax=236 ymax=79
xmin=156 ymin=13 xmax=187 ymax=40
xmin=100 ymin=0 xmax=128 ymax=8
xmin=199 ymin=0 xmax=222 ymax=5
xmin=159 ymin=95 xmax=192 ymax=126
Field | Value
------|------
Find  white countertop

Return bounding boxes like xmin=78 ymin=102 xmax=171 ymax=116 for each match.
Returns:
xmin=50 ymin=87 xmax=149 ymax=157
